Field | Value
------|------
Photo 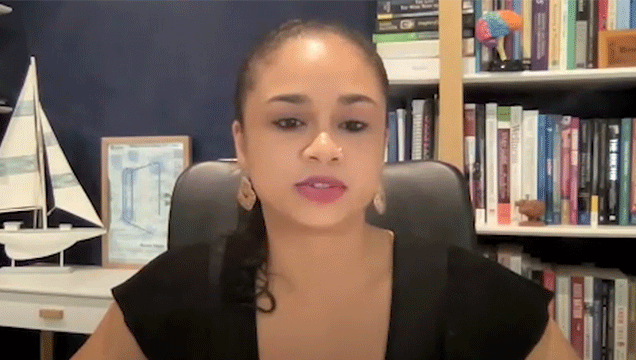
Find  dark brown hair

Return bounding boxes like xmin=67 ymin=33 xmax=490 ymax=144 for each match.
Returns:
xmin=223 ymin=19 xmax=389 ymax=313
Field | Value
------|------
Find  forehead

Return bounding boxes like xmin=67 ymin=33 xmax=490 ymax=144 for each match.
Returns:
xmin=249 ymin=34 xmax=384 ymax=99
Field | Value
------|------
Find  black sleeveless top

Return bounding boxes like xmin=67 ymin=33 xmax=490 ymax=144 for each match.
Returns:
xmin=112 ymin=235 xmax=553 ymax=360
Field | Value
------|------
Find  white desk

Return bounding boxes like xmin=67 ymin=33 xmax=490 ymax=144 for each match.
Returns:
xmin=0 ymin=267 xmax=137 ymax=359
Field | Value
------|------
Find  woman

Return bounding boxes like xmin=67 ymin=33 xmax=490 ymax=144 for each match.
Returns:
xmin=72 ymin=19 xmax=580 ymax=360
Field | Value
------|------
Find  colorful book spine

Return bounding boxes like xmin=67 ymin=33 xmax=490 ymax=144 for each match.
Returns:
xmin=553 ymin=116 xmax=562 ymax=224
xmin=631 ymin=118 xmax=636 ymax=224
xmin=599 ymin=0 xmax=609 ymax=32
xmin=464 ymin=104 xmax=477 ymax=208
xmin=598 ymin=121 xmax=609 ymax=225
xmin=632 ymin=0 xmax=636 ymax=28
xmin=411 ymin=100 xmax=424 ymax=161
xmin=538 ymin=114 xmax=548 ymax=220
xmin=522 ymin=110 xmax=539 ymax=202
xmin=560 ymin=116 xmax=573 ymax=225
xmin=397 ymin=108 xmax=406 ymax=162
xmin=497 ymin=106 xmax=512 ymax=225
xmin=567 ymin=0 xmax=577 ymax=69
xmin=576 ymin=0 xmax=590 ymax=68
xmin=593 ymin=278 xmax=604 ymax=360
xmin=523 ymin=0 xmax=533 ymax=68
xmin=619 ymin=118 xmax=632 ymax=225
xmin=387 ymin=111 xmax=398 ymax=163
xmin=627 ymin=279 xmax=636 ymax=360
xmin=587 ymin=0 xmax=599 ymax=68
xmin=615 ymin=278 xmax=629 ymax=360
xmin=570 ymin=117 xmax=580 ymax=225
xmin=510 ymin=105 xmax=523 ymax=224
xmin=423 ymin=99 xmax=434 ymax=160
xmin=513 ymin=0 xmax=523 ymax=60
xmin=578 ymin=119 xmax=593 ymax=225
xmin=560 ymin=0 xmax=569 ymax=70
xmin=475 ymin=0 xmax=482 ymax=73
xmin=475 ymin=104 xmax=487 ymax=226
xmin=572 ymin=276 xmax=585 ymax=359
xmin=557 ymin=275 xmax=572 ymax=341
xmin=532 ymin=0 xmax=550 ymax=70
xmin=545 ymin=116 xmax=555 ymax=224
xmin=617 ymin=0 xmax=631 ymax=29
xmin=549 ymin=0 xmax=562 ymax=70
xmin=607 ymin=119 xmax=621 ymax=224
xmin=584 ymin=276 xmax=594 ymax=360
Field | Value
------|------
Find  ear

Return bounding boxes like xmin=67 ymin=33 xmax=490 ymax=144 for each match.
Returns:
xmin=232 ymin=120 xmax=248 ymax=171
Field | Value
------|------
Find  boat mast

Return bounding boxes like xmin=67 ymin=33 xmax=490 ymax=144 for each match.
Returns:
xmin=31 ymin=57 xmax=48 ymax=231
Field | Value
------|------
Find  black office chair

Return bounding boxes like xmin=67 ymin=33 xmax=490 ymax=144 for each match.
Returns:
xmin=167 ymin=160 xmax=476 ymax=252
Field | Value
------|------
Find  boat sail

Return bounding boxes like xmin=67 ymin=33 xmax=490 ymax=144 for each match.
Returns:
xmin=0 ymin=57 xmax=105 ymax=268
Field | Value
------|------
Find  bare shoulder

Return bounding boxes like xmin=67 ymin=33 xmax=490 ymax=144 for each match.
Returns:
xmin=71 ymin=301 xmax=147 ymax=360
xmin=525 ymin=318 xmax=580 ymax=360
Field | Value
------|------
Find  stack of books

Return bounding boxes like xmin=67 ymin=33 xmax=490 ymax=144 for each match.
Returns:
xmin=373 ymin=0 xmax=477 ymax=81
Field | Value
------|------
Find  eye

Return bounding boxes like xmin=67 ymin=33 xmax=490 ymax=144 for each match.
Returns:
xmin=273 ymin=118 xmax=304 ymax=130
xmin=340 ymin=120 xmax=368 ymax=132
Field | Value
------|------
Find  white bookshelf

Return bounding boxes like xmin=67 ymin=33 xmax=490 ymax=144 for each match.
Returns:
xmin=389 ymin=66 xmax=636 ymax=90
xmin=476 ymin=224 xmax=636 ymax=238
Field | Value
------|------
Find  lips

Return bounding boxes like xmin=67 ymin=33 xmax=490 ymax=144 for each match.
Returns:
xmin=294 ymin=176 xmax=347 ymax=204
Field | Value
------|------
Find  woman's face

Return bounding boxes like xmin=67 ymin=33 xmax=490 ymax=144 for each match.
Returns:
xmin=233 ymin=33 xmax=387 ymax=230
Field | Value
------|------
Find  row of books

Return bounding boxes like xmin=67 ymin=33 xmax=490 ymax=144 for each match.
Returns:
xmin=374 ymin=0 xmax=477 ymax=81
xmin=475 ymin=0 xmax=636 ymax=71
xmin=463 ymin=103 xmax=636 ymax=226
xmin=486 ymin=244 xmax=635 ymax=360
xmin=384 ymin=96 xmax=437 ymax=163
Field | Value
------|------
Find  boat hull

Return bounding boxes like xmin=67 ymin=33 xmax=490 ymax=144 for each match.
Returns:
xmin=0 ymin=228 xmax=106 ymax=260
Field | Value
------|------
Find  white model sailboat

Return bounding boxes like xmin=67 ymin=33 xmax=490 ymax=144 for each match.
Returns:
xmin=0 ymin=57 xmax=106 ymax=271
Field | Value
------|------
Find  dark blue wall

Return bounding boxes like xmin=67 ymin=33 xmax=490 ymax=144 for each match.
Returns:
xmin=0 ymin=1 xmax=374 ymax=357
xmin=0 ymin=0 xmax=375 ymax=267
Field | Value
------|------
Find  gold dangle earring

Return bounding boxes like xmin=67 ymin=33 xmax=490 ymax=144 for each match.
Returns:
xmin=237 ymin=175 xmax=257 ymax=211
xmin=373 ymin=186 xmax=386 ymax=215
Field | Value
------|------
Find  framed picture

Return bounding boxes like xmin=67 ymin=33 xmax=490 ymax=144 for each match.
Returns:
xmin=101 ymin=136 xmax=191 ymax=268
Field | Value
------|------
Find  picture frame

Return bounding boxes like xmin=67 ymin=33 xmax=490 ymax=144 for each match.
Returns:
xmin=101 ymin=136 xmax=191 ymax=268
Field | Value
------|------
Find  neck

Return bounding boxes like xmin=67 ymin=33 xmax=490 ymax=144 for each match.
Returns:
xmin=260 ymin=205 xmax=388 ymax=298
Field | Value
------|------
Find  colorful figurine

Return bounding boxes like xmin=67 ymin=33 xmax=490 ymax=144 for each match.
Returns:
xmin=515 ymin=199 xmax=546 ymax=227
xmin=475 ymin=10 xmax=524 ymax=71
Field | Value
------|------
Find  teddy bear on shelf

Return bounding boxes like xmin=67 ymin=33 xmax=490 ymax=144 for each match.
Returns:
xmin=515 ymin=198 xmax=546 ymax=226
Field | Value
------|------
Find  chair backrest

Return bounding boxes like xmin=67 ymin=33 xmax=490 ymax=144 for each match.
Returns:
xmin=167 ymin=160 xmax=476 ymax=251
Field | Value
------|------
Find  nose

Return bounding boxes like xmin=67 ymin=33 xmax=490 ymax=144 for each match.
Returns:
xmin=302 ymin=132 xmax=343 ymax=163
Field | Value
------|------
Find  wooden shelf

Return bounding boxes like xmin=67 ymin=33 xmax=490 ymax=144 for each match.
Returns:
xmin=389 ymin=66 xmax=636 ymax=90
xmin=476 ymin=224 xmax=636 ymax=238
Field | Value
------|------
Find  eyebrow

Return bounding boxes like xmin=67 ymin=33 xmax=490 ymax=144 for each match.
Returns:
xmin=266 ymin=93 xmax=377 ymax=106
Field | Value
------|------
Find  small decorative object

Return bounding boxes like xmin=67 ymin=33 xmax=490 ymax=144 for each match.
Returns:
xmin=0 ymin=57 xmax=106 ymax=273
xmin=515 ymin=199 xmax=546 ymax=227
xmin=475 ymin=10 xmax=524 ymax=71
xmin=101 ymin=136 xmax=191 ymax=268
xmin=598 ymin=29 xmax=636 ymax=68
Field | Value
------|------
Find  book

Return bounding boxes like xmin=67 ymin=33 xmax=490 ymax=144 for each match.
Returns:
xmin=606 ymin=119 xmax=621 ymax=224
xmin=497 ymin=106 xmax=512 ymax=225
xmin=486 ymin=103 xmax=499 ymax=225
xmin=532 ymin=0 xmax=550 ymax=70
xmin=510 ymin=105 xmax=523 ymax=224
xmin=578 ymin=119 xmax=593 ymax=225
xmin=561 ymin=116 xmax=571 ymax=224
xmin=570 ymin=117 xmax=580 ymax=225
xmin=571 ymin=276 xmax=585 ymax=358
xmin=631 ymin=118 xmax=636 ymax=225
xmin=619 ymin=118 xmax=632 ymax=225
xmin=475 ymin=104 xmax=486 ymax=226
xmin=522 ymin=110 xmax=539 ymax=203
